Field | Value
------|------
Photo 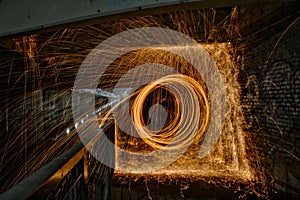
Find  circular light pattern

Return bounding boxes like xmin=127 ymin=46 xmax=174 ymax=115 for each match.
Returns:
xmin=131 ymin=74 xmax=209 ymax=150
xmin=72 ymin=27 xmax=226 ymax=173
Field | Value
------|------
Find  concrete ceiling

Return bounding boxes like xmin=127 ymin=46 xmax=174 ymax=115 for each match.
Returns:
xmin=1 ymin=0 xmax=294 ymax=38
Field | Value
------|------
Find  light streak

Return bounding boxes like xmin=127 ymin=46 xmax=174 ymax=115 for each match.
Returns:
xmin=130 ymin=74 xmax=209 ymax=150
xmin=0 ymin=8 xmax=275 ymax=198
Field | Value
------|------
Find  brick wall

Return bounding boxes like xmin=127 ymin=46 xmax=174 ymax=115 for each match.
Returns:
xmin=239 ymin=0 xmax=300 ymax=198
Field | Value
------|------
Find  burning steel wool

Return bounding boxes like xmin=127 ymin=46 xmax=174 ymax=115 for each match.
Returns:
xmin=68 ymin=35 xmax=262 ymax=198
xmin=0 ymin=7 xmax=277 ymax=198
xmin=106 ymin=43 xmax=255 ymax=181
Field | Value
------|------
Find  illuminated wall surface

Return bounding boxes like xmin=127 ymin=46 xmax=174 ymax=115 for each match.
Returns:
xmin=0 ymin=1 xmax=299 ymax=199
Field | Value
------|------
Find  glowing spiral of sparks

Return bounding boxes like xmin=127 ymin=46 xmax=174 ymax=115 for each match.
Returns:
xmin=131 ymin=74 xmax=210 ymax=150
xmin=73 ymin=27 xmax=226 ymax=172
